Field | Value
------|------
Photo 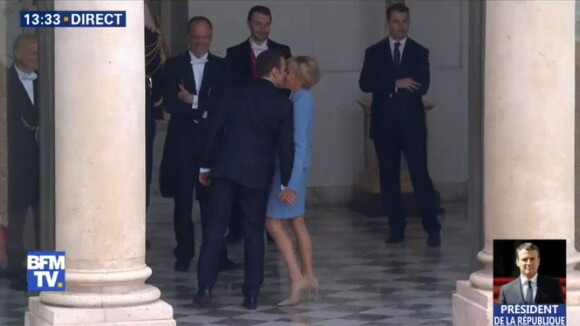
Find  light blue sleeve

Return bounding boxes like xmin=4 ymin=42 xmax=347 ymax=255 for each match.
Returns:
xmin=288 ymin=92 xmax=313 ymax=191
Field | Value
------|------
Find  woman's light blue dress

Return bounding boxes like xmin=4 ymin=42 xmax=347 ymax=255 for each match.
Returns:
xmin=266 ymin=89 xmax=314 ymax=219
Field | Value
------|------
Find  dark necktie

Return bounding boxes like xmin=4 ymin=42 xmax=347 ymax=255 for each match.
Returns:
xmin=394 ymin=42 xmax=401 ymax=66
xmin=525 ymin=280 xmax=533 ymax=304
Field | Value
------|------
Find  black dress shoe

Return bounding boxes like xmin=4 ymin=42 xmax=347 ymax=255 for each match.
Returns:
xmin=242 ymin=297 xmax=258 ymax=310
xmin=174 ymin=260 xmax=190 ymax=272
xmin=427 ymin=232 xmax=441 ymax=247
xmin=385 ymin=234 xmax=405 ymax=245
xmin=193 ymin=289 xmax=212 ymax=308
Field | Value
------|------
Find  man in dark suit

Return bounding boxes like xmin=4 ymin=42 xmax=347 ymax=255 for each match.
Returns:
xmin=0 ymin=34 xmax=39 ymax=289
xmin=224 ymin=5 xmax=292 ymax=243
xmin=499 ymin=243 xmax=565 ymax=304
xmin=194 ymin=49 xmax=296 ymax=310
xmin=359 ymin=3 xmax=440 ymax=247
xmin=159 ymin=16 xmax=232 ymax=272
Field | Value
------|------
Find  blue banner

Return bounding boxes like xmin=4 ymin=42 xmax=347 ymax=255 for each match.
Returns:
xmin=493 ymin=304 xmax=566 ymax=326
xmin=27 ymin=251 xmax=66 ymax=292
xmin=21 ymin=11 xmax=126 ymax=28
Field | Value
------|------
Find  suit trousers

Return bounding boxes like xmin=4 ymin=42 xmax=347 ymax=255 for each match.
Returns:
xmin=6 ymin=192 xmax=39 ymax=274
xmin=373 ymin=105 xmax=440 ymax=236
xmin=197 ymin=177 xmax=269 ymax=298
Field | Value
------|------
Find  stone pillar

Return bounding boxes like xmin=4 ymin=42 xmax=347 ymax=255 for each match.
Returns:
xmin=453 ymin=1 xmax=580 ymax=325
xmin=0 ymin=0 xmax=8 ymax=230
xmin=25 ymin=1 xmax=175 ymax=325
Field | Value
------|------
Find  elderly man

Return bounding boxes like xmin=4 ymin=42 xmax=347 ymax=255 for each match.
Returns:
xmin=0 ymin=33 xmax=40 ymax=291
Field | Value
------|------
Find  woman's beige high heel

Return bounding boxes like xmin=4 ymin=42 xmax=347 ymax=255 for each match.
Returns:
xmin=306 ymin=276 xmax=319 ymax=301
xmin=278 ymin=278 xmax=309 ymax=306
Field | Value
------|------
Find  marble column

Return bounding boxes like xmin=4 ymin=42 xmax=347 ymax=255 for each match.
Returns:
xmin=453 ymin=1 xmax=580 ymax=325
xmin=25 ymin=1 xmax=175 ymax=325
xmin=0 ymin=0 xmax=8 ymax=229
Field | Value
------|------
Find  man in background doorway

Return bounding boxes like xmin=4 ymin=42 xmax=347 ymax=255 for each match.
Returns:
xmin=359 ymin=3 xmax=441 ymax=247
xmin=0 ymin=33 xmax=40 ymax=290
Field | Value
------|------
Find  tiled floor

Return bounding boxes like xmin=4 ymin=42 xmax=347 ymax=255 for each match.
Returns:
xmin=0 ymin=203 xmax=470 ymax=326
xmin=0 ymin=125 xmax=471 ymax=325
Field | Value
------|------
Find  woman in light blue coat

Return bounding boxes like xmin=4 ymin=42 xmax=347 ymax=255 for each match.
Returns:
xmin=266 ymin=56 xmax=321 ymax=306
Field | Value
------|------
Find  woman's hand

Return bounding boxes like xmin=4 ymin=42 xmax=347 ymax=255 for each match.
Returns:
xmin=279 ymin=188 xmax=296 ymax=204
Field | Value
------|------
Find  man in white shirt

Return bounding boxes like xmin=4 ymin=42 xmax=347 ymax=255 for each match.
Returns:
xmin=499 ymin=242 xmax=565 ymax=304
xmin=0 ymin=33 xmax=39 ymax=290
xmin=159 ymin=16 xmax=233 ymax=273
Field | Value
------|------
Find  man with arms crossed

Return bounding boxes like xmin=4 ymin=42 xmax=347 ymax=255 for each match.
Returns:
xmin=359 ymin=3 xmax=440 ymax=247
xmin=160 ymin=16 xmax=232 ymax=272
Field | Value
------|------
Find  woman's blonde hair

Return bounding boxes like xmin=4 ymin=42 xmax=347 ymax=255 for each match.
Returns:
xmin=287 ymin=56 xmax=321 ymax=89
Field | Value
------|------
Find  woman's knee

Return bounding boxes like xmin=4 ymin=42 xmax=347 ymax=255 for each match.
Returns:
xmin=289 ymin=216 xmax=306 ymax=229
xmin=266 ymin=218 xmax=284 ymax=233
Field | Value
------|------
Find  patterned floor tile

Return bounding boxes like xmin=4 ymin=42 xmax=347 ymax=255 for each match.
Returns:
xmin=0 ymin=126 xmax=471 ymax=325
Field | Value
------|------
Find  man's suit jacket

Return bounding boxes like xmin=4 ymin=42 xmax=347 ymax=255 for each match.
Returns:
xmin=359 ymin=37 xmax=430 ymax=139
xmin=159 ymin=51 xmax=229 ymax=197
xmin=6 ymin=66 xmax=39 ymax=206
xmin=499 ymin=274 xmax=565 ymax=304
xmin=202 ymin=78 xmax=294 ymax=190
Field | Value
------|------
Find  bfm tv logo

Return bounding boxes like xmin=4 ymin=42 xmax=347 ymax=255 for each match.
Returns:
xmin=27 ymin=251 xmax=66 ymax=292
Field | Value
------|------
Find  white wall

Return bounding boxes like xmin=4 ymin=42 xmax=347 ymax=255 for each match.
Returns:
xmin=1 ymin=0 xmax=37 ymax=67
xmin=407 ymin=0 xmax=469 ymax=184
xmin=188 ymin=0 xmax=469 ymax=188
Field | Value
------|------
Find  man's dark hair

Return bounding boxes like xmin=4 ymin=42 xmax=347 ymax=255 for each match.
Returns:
xmin=516 ymin=242 xmax=540 ymax=259
xmin=247 ymin=5 xmax=271 ymax=22
xmin=187 ymin=16 xmax=213 ymax=33
xmin=256 ymin=49 xmax=283 ymax=77
xmin=386 ymin=3 xmax=410 ymax=21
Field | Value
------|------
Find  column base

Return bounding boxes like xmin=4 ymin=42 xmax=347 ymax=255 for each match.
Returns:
xmin=452 ymin=280 xmax=492 ymax=326
xmin=25 ymin=297 xmax=176 ymax=326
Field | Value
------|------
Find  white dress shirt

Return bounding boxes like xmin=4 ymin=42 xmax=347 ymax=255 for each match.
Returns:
xmin=250 ymin=39 xmax=268 ymax=57
xmin=520 ymin=273 xmax=538 ymax=303
xmin=14 ymin=64 xmax=37 ymax=105
xmin=389 ymin=36 xmax=407 ymax=95
xmin=189 ymin=51 xmax=208 ymax=109
xmin=389 ymin=36 xmax=407 ymax=61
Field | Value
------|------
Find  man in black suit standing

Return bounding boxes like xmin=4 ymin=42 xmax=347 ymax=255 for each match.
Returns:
xmin=224 ymin=5 xmax=292 ymax=244
xmin=359 ymin=3 xmax=440 ymax=247
xmin=194 ymin=49 xmax=296 ymax=310
xmin=499 ymin=243 xmax=565 ymax=304
xmin=159 ymin=16 xmax=232 ymax=272
xmin=0 ymin=34 xmax=39 ymax=289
